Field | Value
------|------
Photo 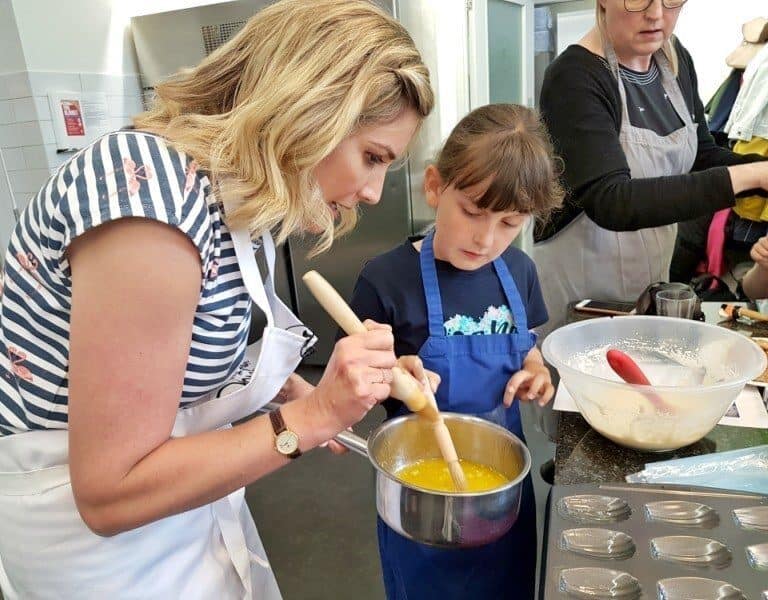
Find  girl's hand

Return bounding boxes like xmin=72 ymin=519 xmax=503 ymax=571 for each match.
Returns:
xmin=396 ymin=355 xmax=441 ymax=394
xmin=504 ymin=362 xmax=554 ymax=407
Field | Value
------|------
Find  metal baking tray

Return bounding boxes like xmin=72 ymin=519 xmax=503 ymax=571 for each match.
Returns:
xmin=541 ymin=482 xmax=768 ymax=599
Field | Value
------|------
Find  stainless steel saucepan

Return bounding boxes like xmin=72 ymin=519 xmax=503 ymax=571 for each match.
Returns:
xmin=263 ymin=403 xmax=531 ymax=548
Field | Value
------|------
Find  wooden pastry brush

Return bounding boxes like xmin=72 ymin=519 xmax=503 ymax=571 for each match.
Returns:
xmin=302 ymin=270 xmax=467 ymax=491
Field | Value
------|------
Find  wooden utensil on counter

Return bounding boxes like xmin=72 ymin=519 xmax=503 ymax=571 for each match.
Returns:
xmin=303 ymin=270 xmax=469 ymax=491
xmin=606 ymin=349 xmax=673 ymax=414
xmin=720 ymin=304 xmax=768 ymax=323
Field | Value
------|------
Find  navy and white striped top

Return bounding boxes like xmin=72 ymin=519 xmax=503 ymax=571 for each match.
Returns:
xmin=0 ymin=131 xmax=252 ymax=436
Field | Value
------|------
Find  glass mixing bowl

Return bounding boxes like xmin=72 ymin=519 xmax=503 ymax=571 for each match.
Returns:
xmin=542 ymin=316 xmax=767 ymax=451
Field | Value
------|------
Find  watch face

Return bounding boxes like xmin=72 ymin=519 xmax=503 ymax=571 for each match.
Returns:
xmin=276 ymin=430 xmax=299 ymax=455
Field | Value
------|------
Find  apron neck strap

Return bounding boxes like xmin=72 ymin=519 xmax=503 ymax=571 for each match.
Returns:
xmin=492 ymin=256 xmax=529 ymax=332
xmin=223 ymin=195 xmax=275 ymax=328
xmin=652 ymin=43 xmax=696 ymax=129
xmin=420 ymin=231 xmax=530 ymax=336
xmin=603 ymin=38 xmax=695 ymax=132
xmin=603 ymin=40 xmax=622 ymax=80
xmin=260 ymin=231 xmax=277 ymax=292
xmin=419 ymin=231 xmax=447 ymax=337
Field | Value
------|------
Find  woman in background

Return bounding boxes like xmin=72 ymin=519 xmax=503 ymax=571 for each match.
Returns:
xmin=534 ymin=0 xmax=768 ymax=336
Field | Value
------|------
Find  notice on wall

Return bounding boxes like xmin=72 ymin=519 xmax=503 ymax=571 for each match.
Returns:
xmin=60 ymin=99 xmax=85 ymax=136
xmin=49 ymin=91 xmax=86 ymax=151
xmin=81 ymin=93 xmax=109 ymax=139
xmin=48 ymin=91 xmax=109 ymax=152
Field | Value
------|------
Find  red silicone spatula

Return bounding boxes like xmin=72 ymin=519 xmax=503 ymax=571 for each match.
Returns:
xmin=606 ymin=349 xmax=672 ymax=413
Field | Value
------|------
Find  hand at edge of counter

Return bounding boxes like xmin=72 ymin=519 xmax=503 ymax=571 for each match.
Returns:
xmin=729 ymin=161 xmax=768 ymax=195
xmin=741 ymin=236 xmax=768 ymax=300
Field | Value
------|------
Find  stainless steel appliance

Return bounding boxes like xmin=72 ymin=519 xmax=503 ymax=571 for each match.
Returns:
xmin=288 ymin=0 xmax=474 ymax=363
xmin=288 ymin=165 xmax=415 ymax=364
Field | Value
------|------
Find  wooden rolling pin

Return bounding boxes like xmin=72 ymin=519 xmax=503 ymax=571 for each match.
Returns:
xmin=303 ymin=270 xmax=468 ymax=491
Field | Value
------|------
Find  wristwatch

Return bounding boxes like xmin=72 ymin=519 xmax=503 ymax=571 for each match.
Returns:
xmin=269 ymin=408 xmax=301 ymax=459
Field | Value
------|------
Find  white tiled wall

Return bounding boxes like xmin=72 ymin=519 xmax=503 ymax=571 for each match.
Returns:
xmin=108 ymin=95 xmax=145 ymax=119
xmin=1 ymin=147 xmax=25 ymax=171
xmin=0 ymin=70 xmax=143 ymax=250
xmin=22 ymin=145 xmax=60 ymax=170
xmin=0 ymin=101 xmax=13 ymax=125
xmin=10 ymin=96 xmax=51 ymax=122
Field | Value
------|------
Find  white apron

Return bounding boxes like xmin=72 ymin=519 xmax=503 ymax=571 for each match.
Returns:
xmin=534 ymin=41 xmax=698 ymax=338
xmin=0 ymin=219 xmax=316 ymax=599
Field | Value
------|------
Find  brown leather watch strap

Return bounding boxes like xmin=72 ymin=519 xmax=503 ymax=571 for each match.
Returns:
xmin=269 ymin=408 xmax=301 ymax=459
xmin=269 ymin=407 xmax=287 ymax=434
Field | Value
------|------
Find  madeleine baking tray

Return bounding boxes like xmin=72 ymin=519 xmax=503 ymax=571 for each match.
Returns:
xmin=541 ymin=482 xmax=768 ymax=599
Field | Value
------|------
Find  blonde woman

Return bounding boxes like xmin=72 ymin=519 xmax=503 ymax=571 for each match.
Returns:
xmin=0 ymin=1 xmax=433 ymax=598
xmin=533 ymin=0 xmax=768 ymax=337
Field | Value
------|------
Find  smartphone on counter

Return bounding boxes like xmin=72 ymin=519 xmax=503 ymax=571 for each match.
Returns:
xmin=574 ymin=299 xmax=636 ymax=316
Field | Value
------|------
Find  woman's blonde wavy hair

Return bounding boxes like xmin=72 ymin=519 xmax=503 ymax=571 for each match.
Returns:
xmin=134 ymin=0 xmax=433 ymax=254
xmin=595 ymin=0 xmax=679 ymax=75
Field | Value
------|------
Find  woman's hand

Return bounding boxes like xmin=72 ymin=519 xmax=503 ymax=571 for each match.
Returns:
xmin=321 ymin=354 xmax=440 ymax=456
xmin=310 ymin=320 xmax=397 ymax=434
xmin=757 ymin=162 xmax=768 ymax=192
xmin=728 ymin=162 xmax=768 ymax=195
xmin=274 ymin=373 xmax=315 ymax=403
xmin=277 ymin=374 xmax=351 ymax=455
xmin=324 ymin=433 xmax=353 ymax=455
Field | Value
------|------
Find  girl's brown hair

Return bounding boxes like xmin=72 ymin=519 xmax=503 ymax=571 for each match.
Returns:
xmin=134 ymin=0 xmax=433 ymax=254
xmin=433 ymin=103 xmax=564 ymax=219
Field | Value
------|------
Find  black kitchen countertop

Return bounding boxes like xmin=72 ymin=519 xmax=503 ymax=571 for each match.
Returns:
xmin=552 ymin=410 xmax=768 ymax=485
xmin=551 ymin=301 xmax=768 ymax=485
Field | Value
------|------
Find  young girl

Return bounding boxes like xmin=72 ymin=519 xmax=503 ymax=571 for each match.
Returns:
xmin=348 ymin=103 xmax=564 ymax=599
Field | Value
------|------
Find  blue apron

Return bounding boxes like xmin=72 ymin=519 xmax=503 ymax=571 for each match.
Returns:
xmin=377 ymin=232 xmax=538 ymax=600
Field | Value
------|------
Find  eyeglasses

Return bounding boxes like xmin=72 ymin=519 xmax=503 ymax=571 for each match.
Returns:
xmin=624 ymin=0 xmax=687 ymax=12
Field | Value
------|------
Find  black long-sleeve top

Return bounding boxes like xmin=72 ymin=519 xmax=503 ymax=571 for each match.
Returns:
xmin=535 ymin=39 xmax=766 ymax=242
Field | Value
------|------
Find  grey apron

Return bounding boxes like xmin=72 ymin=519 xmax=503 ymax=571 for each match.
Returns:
xmin=533 ymin=40 xmax=698 ymax=338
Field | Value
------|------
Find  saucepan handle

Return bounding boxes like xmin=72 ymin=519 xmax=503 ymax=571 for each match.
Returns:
xmin=258 ymin=402 xmax=369 ymax=458
xmin=332 ymin=429 xmax=369 ymax=457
